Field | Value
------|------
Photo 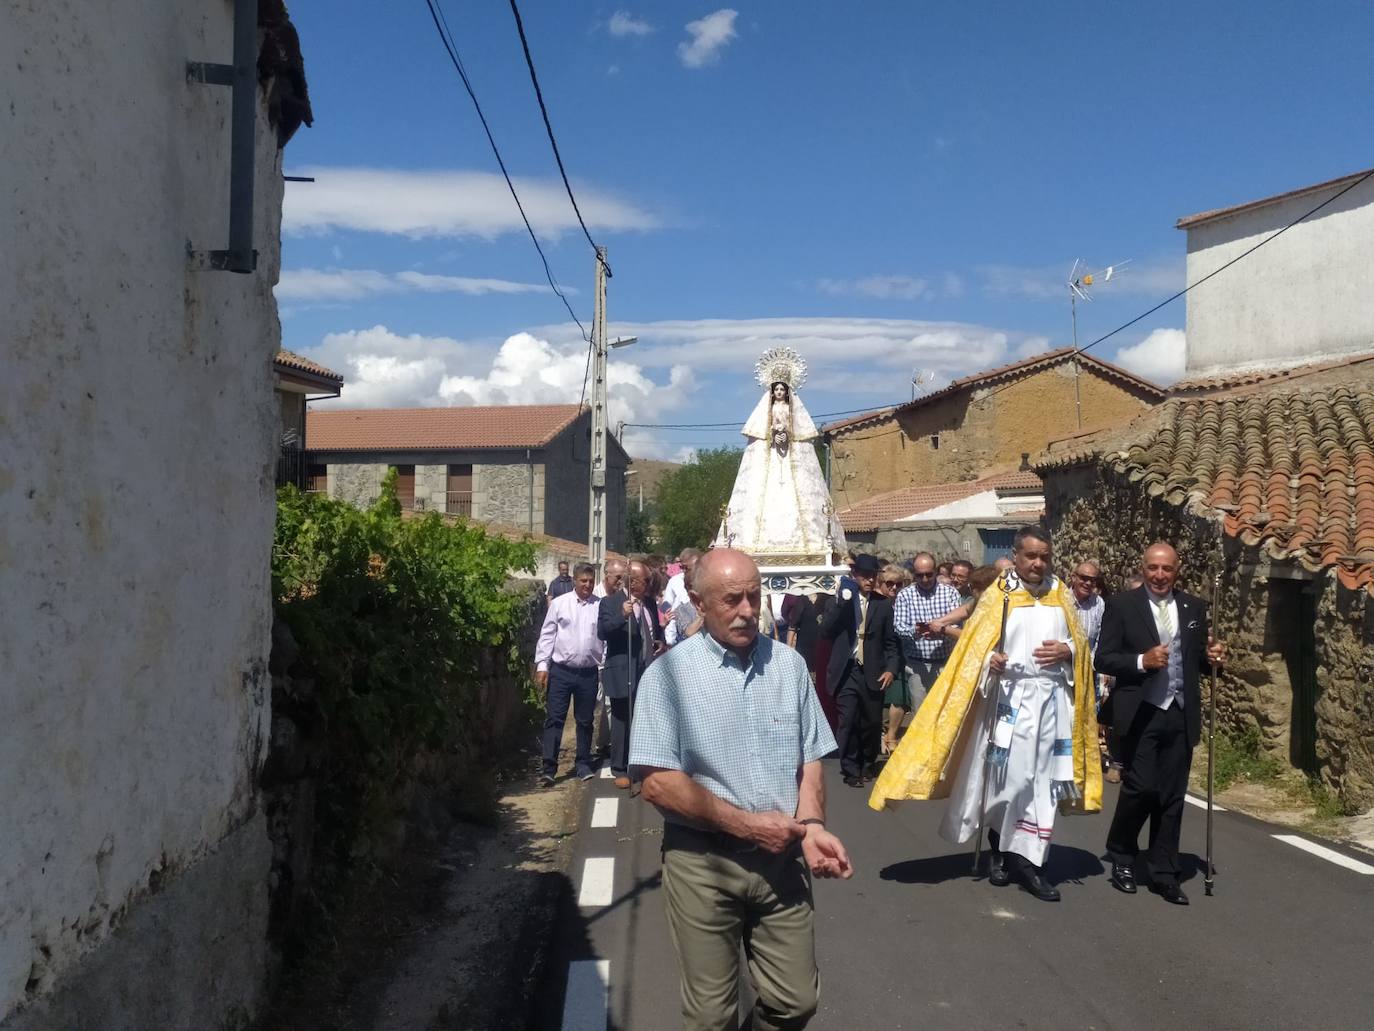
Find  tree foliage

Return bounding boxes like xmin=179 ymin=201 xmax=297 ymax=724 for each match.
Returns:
xmin=272 ymin=469 xmax=537 ymax=854
xmin=624 ymin=501 xmax=657 ymax=552
xmin=653 ymin=446 xmax=742 ymax=554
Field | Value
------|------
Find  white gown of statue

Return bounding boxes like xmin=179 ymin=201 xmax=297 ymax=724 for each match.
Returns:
xmin=713 ymin=389 xmax=848 ymax=563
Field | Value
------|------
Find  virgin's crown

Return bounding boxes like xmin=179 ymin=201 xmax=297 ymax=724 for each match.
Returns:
xmin=753 ymin=346 xmax=808 ymax=390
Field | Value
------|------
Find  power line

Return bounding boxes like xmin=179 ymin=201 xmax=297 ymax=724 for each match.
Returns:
xmin=422 ymin=0 xmax=589 ymax=342
xmin=624 ymin=400 xmax=910 ymax=430
xmin=506 ymin=0 xmax=604 ymax=269
xmin=975 ymin=166 xmax=1374 ymax=409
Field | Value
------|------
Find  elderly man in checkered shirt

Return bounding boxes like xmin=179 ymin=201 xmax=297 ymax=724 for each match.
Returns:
xmin=631 ymin=547 xmax=851 ymax=1031
xmin=892 ymin=552 xmax=963 ymax=724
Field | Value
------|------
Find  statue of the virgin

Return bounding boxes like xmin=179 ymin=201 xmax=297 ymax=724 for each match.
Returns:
xmin=714 ymin=347 xmax=848 ymax=564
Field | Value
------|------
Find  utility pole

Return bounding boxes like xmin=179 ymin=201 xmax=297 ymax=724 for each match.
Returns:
xmin=587 ymin=246 xmax=635 ymax=573
xmin=588 ymin=248 xmax=609 ymax=573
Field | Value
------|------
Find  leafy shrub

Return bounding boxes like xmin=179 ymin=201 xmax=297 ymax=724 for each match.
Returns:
xmin=1212 ymin=725 xmax=1283 ymax=791
xmin=272 ymin=470 xmax=537 ymax=855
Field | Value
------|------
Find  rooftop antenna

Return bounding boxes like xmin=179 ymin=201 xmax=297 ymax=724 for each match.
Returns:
xmin=911 ymin=368 xmax=933 ymax=402
xmin=1067 ymin=259 xmax=1130 ymax=427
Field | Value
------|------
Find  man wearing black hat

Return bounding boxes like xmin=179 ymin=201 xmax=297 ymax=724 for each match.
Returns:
xmin=822 ymin=553 xmax=902 ymax=786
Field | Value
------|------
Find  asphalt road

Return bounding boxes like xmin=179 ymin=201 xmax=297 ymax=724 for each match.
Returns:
xmin=541 ymin=759 xmax=1374 ymax=1031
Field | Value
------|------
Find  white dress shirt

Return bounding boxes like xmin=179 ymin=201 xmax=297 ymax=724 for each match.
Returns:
xmin=535 ymin=591 xmax=606 ymax=672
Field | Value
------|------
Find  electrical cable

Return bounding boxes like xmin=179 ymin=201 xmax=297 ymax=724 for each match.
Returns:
xmin=422 ymin=0 xmax=589 ymax=342
xmin=623 ymin=400 xmax=909 ymax=429
xmin=506 ymin=0 xmax=605 ymax=271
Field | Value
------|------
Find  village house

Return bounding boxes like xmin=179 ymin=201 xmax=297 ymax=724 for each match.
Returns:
xmin=305 ymin=403 xmax=630 ymax=552
xmin=838 ymin=468 xmax=1044 ymax=563
xmin=273 ymin=349 xmax=343 ymax=488
xmin=1038 ymin=168 xmax=1374 ymax=813
xmin=823 ymin=348 xmax=1165 ymax=511
xmin=4 ymin=2 xmax=310 ymax=1026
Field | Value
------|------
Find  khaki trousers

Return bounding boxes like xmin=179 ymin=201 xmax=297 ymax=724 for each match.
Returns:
xmin=662 ymin=831 xmax=819 ymax=1031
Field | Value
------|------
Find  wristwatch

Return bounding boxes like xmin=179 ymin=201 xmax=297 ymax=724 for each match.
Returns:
xmin=798 ymin=818 xmax=825 ymax=828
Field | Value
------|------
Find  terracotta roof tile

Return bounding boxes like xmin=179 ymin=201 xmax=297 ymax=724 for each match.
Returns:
xmin=275 ymin=349 xmax=343 ymax=383
xmin=1038 ymin=384 xmax=1374 ymax=593
xmin=837 ymin=469 xmax=1041 ymax=533
xmin=1170 ymin=351 xmax=1374 ymax=395
xmin=306 ymin=404 xmax=582 ymax=451
xmin=825 ymin=349 xmax=1164 ymax=436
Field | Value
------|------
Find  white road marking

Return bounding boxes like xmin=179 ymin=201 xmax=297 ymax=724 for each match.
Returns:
xmin=578 ymin=857 xmax=616 ymax=907
xmin=1184 ymin=794 xmax=1227 ymax=812
xmin=591 ymin=796 xmax=619 ymax=828
xmin=599 ymin=765 xmax=613 ymax=779
xmin=561 ymin=959 xmax=610 ymax=1031
xmin=1272 ymin=834 xmax=1374 ymax=875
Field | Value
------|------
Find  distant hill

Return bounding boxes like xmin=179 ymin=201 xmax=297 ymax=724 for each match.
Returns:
xmin=627 ymin=459 xmax=679 ymax=504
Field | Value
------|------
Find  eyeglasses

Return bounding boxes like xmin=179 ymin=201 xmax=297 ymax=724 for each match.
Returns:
xmin=913 ymin=571 xmax=936 ymax=579
xmin=880 ymin=579 xmax=901 ymax=587
xmin=1073 ymin=574 xmax=1101 ymax=584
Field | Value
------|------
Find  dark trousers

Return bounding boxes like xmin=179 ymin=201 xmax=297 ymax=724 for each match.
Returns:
xmin=609 ymin=695 xmax=634 ymax=776
xmin=1106 ymin=701 xmax=1192 ymax=885
xmin=542 ymin=663 xmax=599 ymax=777
xmin=834 ymin=665 xmax=882 ymax=779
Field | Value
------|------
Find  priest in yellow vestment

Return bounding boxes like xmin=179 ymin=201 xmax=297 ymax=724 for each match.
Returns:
xmin=869 ymin=526 xmax=1101 ymax=901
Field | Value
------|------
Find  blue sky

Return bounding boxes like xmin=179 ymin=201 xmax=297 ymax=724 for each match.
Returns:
xmin=279 ymin=1 xmax=1374 ymax=458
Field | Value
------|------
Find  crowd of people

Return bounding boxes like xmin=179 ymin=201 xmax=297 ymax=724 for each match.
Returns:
xmin=532 ymin=533 xmax=1226 ymax=1029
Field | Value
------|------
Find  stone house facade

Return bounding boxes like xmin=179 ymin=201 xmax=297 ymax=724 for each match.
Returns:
xmin=3 ymin=2 xmax=310 ymax=1026
xmin=305 ymin=404 xmax=630 ymax=551
xmin=824 ymin=348 xmax=1165 ymax=510
xmin=1037 ymin=365 xmax=1374 ymax=811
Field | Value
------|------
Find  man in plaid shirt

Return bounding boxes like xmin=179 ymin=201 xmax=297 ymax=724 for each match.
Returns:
xmin=892 ymin=553 xmax=963 ymax=719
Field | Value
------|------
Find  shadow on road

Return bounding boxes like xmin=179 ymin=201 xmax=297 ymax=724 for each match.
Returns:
xmin=880 ymin=844 xmax=1105 ymax=886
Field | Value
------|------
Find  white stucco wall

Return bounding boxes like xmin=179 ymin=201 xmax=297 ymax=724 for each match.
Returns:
xmin=1183 ymin=176 xmax=1374 ymax=376
xmin=0 ymin=3 xmax=286 ymax=1017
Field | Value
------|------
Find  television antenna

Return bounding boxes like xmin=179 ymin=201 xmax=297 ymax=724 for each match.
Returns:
xmin=911 ymin=368 xmax=934 ymax=401
xmin=1066 ymin=258 xmax=1130 ymax=427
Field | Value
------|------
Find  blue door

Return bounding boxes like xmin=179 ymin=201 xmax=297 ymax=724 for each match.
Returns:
xmin=979 ymin=528 xmax=1016 ymax=564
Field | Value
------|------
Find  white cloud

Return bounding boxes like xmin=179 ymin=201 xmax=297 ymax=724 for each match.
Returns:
xmin=527 ymin=315 xmax=1025 ymax=392
xmin=1110 ymin=328 xmax=1185 ymax=385
xmin=816 ymin=275 xmax=944 ymax=301
xmin=608 ymin=10 xmax=653 ymax=36
xmin=283 ymin=167 xmax=661 ymax=239
xmin=276 ymin=268 xmax=558 ymax=303
xmin=979 ymin=256 xmax=1184 ymax=301
xmin=294 ymin=326 xmax=694 ymax=456
xmin=678 ymin=9 xmax=738 ymax=68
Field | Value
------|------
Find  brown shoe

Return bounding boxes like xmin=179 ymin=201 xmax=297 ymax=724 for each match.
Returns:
xmin=1105 ymin=766 xmax=1122 ymax=784
xmin=614 ymin=776 xmax=632 ymax=790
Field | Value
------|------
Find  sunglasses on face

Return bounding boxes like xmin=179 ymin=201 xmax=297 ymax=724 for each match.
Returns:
xmin=1073 ymin=574 xmax=1100 ymax=584
xmin=914 ymin=571 xmax=936 ymax=579
xmin=880 ymin=579 xmax=901 ymax=587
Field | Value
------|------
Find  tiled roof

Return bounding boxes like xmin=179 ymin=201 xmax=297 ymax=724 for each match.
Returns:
xmin=275 ymin=349 xmax=343 ymax=383
xmin=837 ymin=469 xmax=1042 ymax=533
xmin=306 ymin=404 xmax=582 ymax=452
xmin=1037 ymin=385 xmax=1374 ymax=592
xmin=1175 ymin=168 xmax=1374 ymax=230
xmin=825 ymin=348 xmax=1165 ymax=435
xmin=1170 ymin=351 xmax=1374 ymax=395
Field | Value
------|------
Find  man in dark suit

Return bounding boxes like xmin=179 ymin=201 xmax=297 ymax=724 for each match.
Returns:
xmin=598 ymin=559 xmax=660 ymax=789
xmin=1095 ymin=542 xmax=1227 ymax=905
xmin=821 ymin=553 xmax=901 ymax=787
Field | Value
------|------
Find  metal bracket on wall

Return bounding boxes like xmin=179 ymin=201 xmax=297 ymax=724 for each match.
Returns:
xmin=185 ymin=0 xmax=257 ymax=274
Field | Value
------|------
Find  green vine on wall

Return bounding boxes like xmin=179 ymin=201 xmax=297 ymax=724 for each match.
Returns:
xmin=272 ymin=469 xmax=537 ymax=855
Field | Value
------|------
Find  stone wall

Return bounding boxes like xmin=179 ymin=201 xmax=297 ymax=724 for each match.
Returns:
xmin=830 ymin=363 xmax=1158 ymax=509
xmin=330 ymin=463 xmax=388 ymax=509
xmin=475 ymin=462 xmax=544 ymax=533
xmin=2 ymin=2 xmax=295 ymax=1023
xmin=1043 ymin=462 xmax=1374 ymax=810
xmin=414 ymin=463 xmax=448 ymax=513
xmin=862 ymin=517 xmax=1028 ymax=565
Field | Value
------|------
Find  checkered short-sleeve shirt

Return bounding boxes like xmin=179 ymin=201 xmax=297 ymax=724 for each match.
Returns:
xmin=629 ymin=632 xmax=837 ymax=818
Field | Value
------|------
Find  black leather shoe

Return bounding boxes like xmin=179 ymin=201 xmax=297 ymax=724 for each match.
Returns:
xmin=1109 ymin=864 xmax=1137 ymax=894
xmin=988 ymin=849 xmax=1010 ymax=887
xmin=1151 ymin=882 xmax=1189 ymax=906
xmin=1020 ymin=868 xmax=1061 ymax=902
xmin=843 ymin=775 xmax=865 ymax=788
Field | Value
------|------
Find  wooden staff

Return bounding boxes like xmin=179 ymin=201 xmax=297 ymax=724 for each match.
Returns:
xmin=973 ymin=571 xmax=1015 ymax=875
xmin=1205 ymin=570 xmax=1220 ymax=896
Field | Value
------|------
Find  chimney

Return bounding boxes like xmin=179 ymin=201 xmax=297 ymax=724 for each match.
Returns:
xmin=1019 ymin=452 xmax=1031 ymax=472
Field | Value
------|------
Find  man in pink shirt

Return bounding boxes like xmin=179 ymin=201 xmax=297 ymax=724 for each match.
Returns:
xmin=535 ymin=562 xmax=605 ymax=785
